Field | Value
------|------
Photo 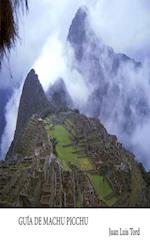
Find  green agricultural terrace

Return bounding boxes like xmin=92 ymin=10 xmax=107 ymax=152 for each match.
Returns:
xmin=44 ymin=115 xmax=117 ymax=206
xmin=44 ymin=116 xmax=93 ymax=171
xmin=88 ymin=173 xmax=117 ymax=206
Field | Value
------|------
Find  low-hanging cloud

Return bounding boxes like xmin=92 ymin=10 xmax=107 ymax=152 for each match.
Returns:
xmin=89 ymin=0 xmax=150 ymax=61
xmin=1 ymin=0 xmax=150 ymax=169
xmin=33 ymin=33 xmax=66 ymax=91
xmin=0 ymin=85 xmax=23 ymax=159
xmin=0 ymin=0 xmax=94 ymax=158
xmin=33 ymin=35 xmax=90 ymax=106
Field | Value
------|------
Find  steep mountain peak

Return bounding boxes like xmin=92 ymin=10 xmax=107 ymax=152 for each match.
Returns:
xmin=67 ymin=6 xmax=89 ymax=61
xmin=6 ymin=69 xmax=50 ymax=159
xmin=23 ymin=68 xmax=41 ymax=89
xmin=75 ymin=5 xmax=88 ymax=18
xmin=15 ymin=69 xmax=49 ymax=133
xmin=28 ymin=68 xmax=35 ymax=75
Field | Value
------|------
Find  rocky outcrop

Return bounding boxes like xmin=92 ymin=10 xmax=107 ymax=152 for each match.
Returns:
xmin=6 ymin=69 xmax=50 ymax=160
xmin=47 ymin=78 xmax=73 ymax=110
xmin=68 ymin=6 xmax=88 ymax=61
xmin=15 ymin=69 xmax=49 ymax=136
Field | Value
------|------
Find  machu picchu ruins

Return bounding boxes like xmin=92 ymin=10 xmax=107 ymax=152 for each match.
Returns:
xmin=0 ymin=68 xmax=150 ymax=208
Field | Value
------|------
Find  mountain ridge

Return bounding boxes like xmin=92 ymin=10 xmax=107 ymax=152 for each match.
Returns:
xmin=67 ymin=5 xmax=150 ymax=166
xmin=0 ymin=7 xmax=150 ymax=207
xmin=0 ymin=68 xmax=150 ymax=207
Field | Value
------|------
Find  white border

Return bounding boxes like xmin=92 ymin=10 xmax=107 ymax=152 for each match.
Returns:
xmin=0 ymin=209 xmax=149 ymax=240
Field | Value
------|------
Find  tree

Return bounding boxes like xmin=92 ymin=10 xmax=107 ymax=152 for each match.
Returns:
xmin=0 ymin=0 xmax=28 ymax=64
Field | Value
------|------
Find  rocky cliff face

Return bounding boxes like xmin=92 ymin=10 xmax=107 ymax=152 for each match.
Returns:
xmin=15 ymin=69 xmax=50 ymax=136
xmin=67 ymin=7 xmax=150 ymax=150
xmin=6 ymin=69 xmax=50 ymax=160
xmin=68 ymin=6 xmax=88 ymax=62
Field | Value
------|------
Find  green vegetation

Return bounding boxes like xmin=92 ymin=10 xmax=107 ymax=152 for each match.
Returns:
xmin=88 ymin=173 xmax=117 ymax=206
xmin=105 ymin=195 xmax=118 ymax=206
xmin=88 ymin=174 xmax=112 ymax=197
xmin=44 ymin=118 xmax=93 ymax=171
xmin=76 ymin=195 xmax=82 ymax=208
xmin=16 ymin=161 xmax=31 ymax=169
xmin=129 ymin=163 xmax=143 ymax=206
xmin=44 ymin=115 xmax=117 ymax=206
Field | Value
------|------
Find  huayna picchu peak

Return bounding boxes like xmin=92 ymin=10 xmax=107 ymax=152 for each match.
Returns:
xmin=1 ymin=67 xmax=150 ymax=207
xmin=6 ymin=69 xmax=50 ymax=160
xmin=14 ymin=69 xmax=49 ymax=137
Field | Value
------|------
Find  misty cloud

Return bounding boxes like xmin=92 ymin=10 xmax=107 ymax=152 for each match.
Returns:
xmin=89 ymin=0 xmax=150 ymax=61
xmin=0 ymin=85 xmax=23 ymax=159
xmin=1 ymin=0 xmax=150 ymax=170
xmin=33 ymin=33 xmax=66 ymax=91
xmin=34 ymin=37 xmax=90 ymax=106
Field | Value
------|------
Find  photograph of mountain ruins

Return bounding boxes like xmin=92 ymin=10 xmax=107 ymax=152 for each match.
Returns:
xmin=0 ymin=0 xmax=150 ymax=208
